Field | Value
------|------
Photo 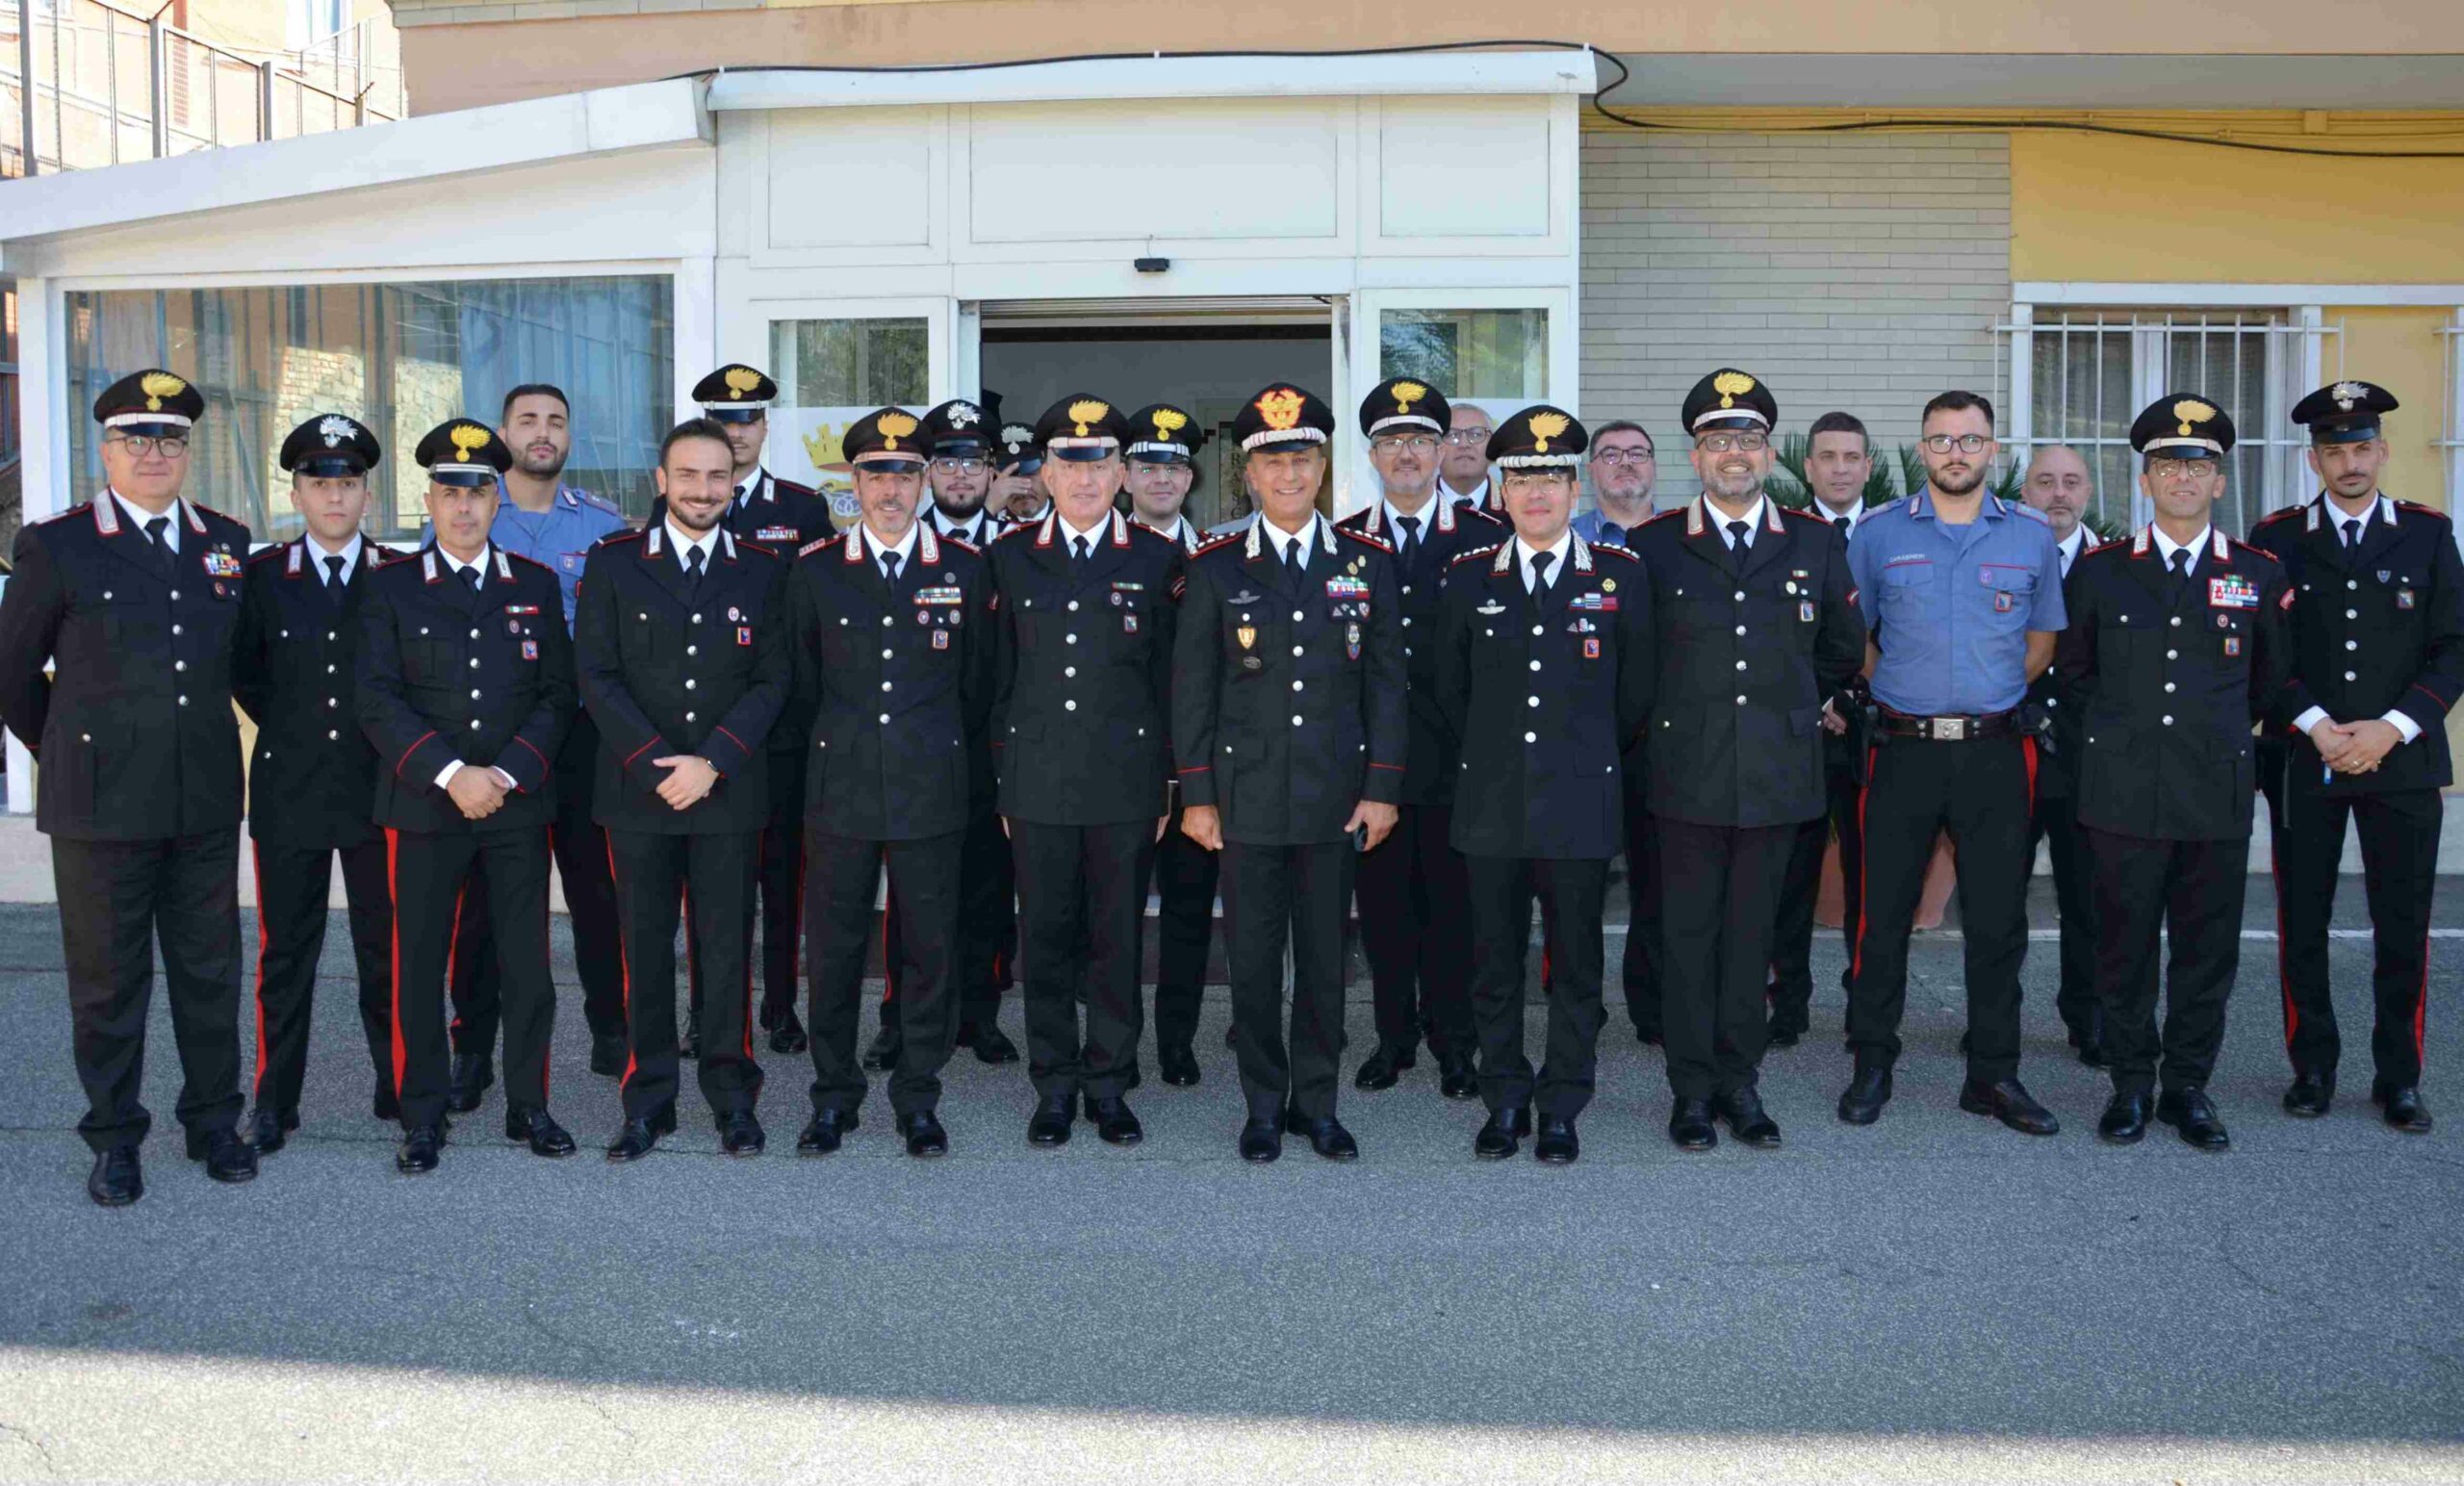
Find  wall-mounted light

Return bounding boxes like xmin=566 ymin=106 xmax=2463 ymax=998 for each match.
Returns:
xmin=1134 ymin=257 xmax=1171 ymax=274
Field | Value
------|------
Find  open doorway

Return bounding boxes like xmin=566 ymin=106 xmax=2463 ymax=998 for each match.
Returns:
xmin=976 ymin=297 xmax=1340 ymax=531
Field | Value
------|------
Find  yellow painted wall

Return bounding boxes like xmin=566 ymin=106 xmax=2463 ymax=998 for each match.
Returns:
xmin=2324 ymin=306 xmax=2451 ymax=510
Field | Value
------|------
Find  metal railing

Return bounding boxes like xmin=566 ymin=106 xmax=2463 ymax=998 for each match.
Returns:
xmin=2 ymin=0 xmax=401 ymax=179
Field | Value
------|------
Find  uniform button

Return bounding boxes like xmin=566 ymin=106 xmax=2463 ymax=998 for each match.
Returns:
xmin=1735 ymin=695 xmax=1748 ymax=705
xmin=1524 ymin=731 xmax=1537 ymax=743
xmin=883 ymin=616 xmax=893 ymax=627
xmin=1067 ymin=601 xmax=1080 ymax=612
xmin=1065 ymin=666 xmax=1077 ymax=679
xmin=2348 ymin=609 xmax=2359 ymax=619
xmin=1066 ymin=634 xmax=1078 ymax=645
xmin=327 ymin=730 xmax=339 ymax=741
xmin=2348 ymin=579 xmax=2359 ymax=590
xmin=170 ymin=625 xmax=181 ymax=636
xmin=2169 ymin=616 xmax=2181 ymax=628
xmin=1527 ymin=695 xmax=1540 ymax=707
xmin=1733 ymin=590 xmax=1745 ymax=602
xmin=471 ymin=688 xmax=481 ymax=699
xmin=176 ymin=695 xmax=188 ymax=706
xmin=169 ymin=590 xmax=180 ymax=601
xmin=1401 ymin=584 xmax=1413 ymax=596
xmin=882 ymin=681 xmax=893 ymax=692
xmin=1292 ymin=715 xmax=1304 ymax=727
xmin=686 ymin=645 xmax=698 ymax=656
xmin=1065 ymin=700 xmax=1078 ymax=711
xmin=1530 ymin=625 xmax=1543 ymax=637
xmin=685 ymin=679 xmax=697 ymax=690
xmin=472 ymin=628 xmax=482 ymax=639
xmin=470 ymin=658 xmax=480 ymax=669
xmin=81 ymin=733 xmax=91 ymax=742
xmin=1734 ymin=625 xmax=1746 ymax=636
xmin=174 ymin=660 xmax=186 ymax=672
xmin=880 ymin=712 xmax=890 ymax=724
xmin=1293 ymin=680 xmax=1305 ymax=692
xmin=2167 ymin=650 xmax=2177 ymax=659
xmin=883 ymin=648 xmax=893 ymax=659
xmin=325 ymin=631 xmax=336 ymax=643
xmin=1293 ymin=610 xmax=1304 ymax=622
xmin=2345 ymin=670 xmax=2357 ymax=681
xmin=1528 ymin=660 xmax=1541 ymax=672
xmin=1404 ymin=647 xmax=1414 ymax=658
xmin=327 ymin=697 xmax=338 ymax=708
xmin=2045 ymin=697 xmax=2058 ymax=708
xmin=2346 ymin=640 xmax=2359 ymax=651
xmin=470 ymin=720 xmax=481 ymax=729
xmin=684 ymin=711 xmax=696 ymax=723
xmin=2164 ymin=681 xmax=2176 ymax=693
xmin=2162 ymin=715 xmax=2174 ymax=727
xmin=638 ymin=613 xmax=648 ymax=622
xmin=1734 ymin=660 xmax=1748 ymax=671
xmin=1401 ymin=617 xmax=1413 ymax=628
xmin=1293 ymin=646 xmax=1304 ymax=657
xmin=325 ymin=664 xmax=336 ymax=675
xmin=691 ymin=613 xmax=703 ymax=624
xmin=841 ymin=618 xmax=850 ymax=627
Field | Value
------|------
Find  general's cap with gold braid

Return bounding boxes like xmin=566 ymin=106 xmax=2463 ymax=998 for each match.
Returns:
xmin=1681 ymin=368 xmax=1778 ymax=435
xmin=414 ymin=419 xmax=514 ymax=488
xmin=92 ymin=368 xmax=205 ymax=437
xmin=691 ymin=363 xmax=779 ymax=423
xmin=840 ymin=407 xmax=928 ymax=473
xmin=1358 ymin=375 xmax=1453 ymax=439
xmin=1032 ymin=394 xmax=1132 ymax=462
xmin=1485 ymin=404 xmax=1589 ymax=470
xmin=1229 ymin=382 xmax=1335 ymax=453
xmin=2129 ymin=393 xmax=2237 ymax=463
xmin=2291 ymin=378 xmax=2400 ymax=446
xmin=1125 ymin=403 xmax=1205 ymax=465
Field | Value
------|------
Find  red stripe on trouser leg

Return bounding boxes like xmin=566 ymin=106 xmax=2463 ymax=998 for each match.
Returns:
xmin=540 ymin=828 xmax=553 ymax=1105
xmin=386 ymin=829 xmax=409 ymax=1100
xmin=605 ymin=830 xmax=636 ymax=1094
xmin=1847 ymin=747 xmax=1877 ymax=985
xmin=445 ymin=883 xmax=468 ymax=1037
xmin=2271 ymin=830 xmax=2298 ymax=1053
xmin=2020 ymin=735 xmax=2039 ymax=810
xmin=250 ymin=841 xmax=271 ymax=1102
xmin=879 ymin=885 xmax=896 ymax=1007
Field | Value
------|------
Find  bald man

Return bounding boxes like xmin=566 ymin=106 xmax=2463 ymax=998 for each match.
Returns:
xmin=2022 ymin=445 xmax=2103 ymax=1067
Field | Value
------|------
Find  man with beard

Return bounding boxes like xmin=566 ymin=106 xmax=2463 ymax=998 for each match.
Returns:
xmin=578 ymin=419 xmax=792 ymax=1161
xmin=1123 ymin=402 xmax=1219 ymax=1085
xmin=439 ymin=385 xmax=629 ymax=1114
xmin=1629 ymin=372 xmax=1862 ymax=1153
xmin=2249 ymin=379 xmax=2463 ymax=1133
xmin=1432 ymin=405 xmax=1653 ymax=1165
xmin=1337 ymin=376 xmax=1498 ymax=1101
xmin=785 ymin=407 xmax=992 ymax=1158
xmin=1839 ymin=391 xmax=2066 ymax=1137
xmin=2017 ymin=443 xmax=2103 ymax=1066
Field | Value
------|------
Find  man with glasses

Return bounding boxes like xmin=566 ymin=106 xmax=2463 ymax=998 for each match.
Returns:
xmin=1337 ymin=378 xmax=1501 ymax=1101
xmin=0 ymin=369 xmax=259 ymax=1204
xmin=2249 ymin=379 xmax=2464 ymax=1133
xmin=1124 ymin=402 xmax=1219 ymax=1086
xmin=1571 ymin=422 xmax=1657 ymax=548
xmin=1769 ymin=410 xmax=1877 ymax=1047
xmin=2017 ymin=444 xmax=2103 ymax=1068
xmin=1438 ymin=402 xmax=1498 ymax=514
xmin=1839 ymin=391 xmax=2066 ymax=1136
xmin=2057 ymin=397 xmax=2289 ymax=1150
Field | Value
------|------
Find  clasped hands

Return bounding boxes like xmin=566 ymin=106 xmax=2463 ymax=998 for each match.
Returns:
xmin=2310 ymin=717 xmax=2401 ymax=775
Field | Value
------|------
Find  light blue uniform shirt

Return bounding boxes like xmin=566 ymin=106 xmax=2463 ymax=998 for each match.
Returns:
xmin=1571 ymin=507 xmax=1639 ymax=548
xmin=424 ymin=480 xmax=629 ymax=632
xmin=1846 ymin=490 xmax=2065 ymax=716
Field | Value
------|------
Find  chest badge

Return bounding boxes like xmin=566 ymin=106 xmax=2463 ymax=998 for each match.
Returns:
xmin=1992 ymin=591 xmax=2015 ymax=613
xmin=2224 ymin=636 xmax=2243 ymax=657
xmin=1476 ymin=600 xmax=1505 ymax=616
xmin=737 ymin=627 xmax=753 ymax=646
xmin=1583 ymin=636 xmax=1602 ymax=659
xmin=521 ymin=639 xmax=539 ymax=660
xmin=1237 ymin=626 xmax=1257 ymax=652
xmin=932 ymin=629 xmax=950 ymax=650
xmin=1800 ymin=602 xmax=1816 ymax=623
xmin=1345 ymin=622 xmax=1362 ymax=661
xmin=2398 ymin=588 xmax=2418 ymax=610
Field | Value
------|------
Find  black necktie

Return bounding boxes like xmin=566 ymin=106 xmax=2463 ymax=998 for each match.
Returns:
xmin=683 ymin=545 xmax=706 ymax=594
xmin=144 ymin=516 xmax=173 ymax=575
xmin=1835 ymin=514 xmax=1853 ymax=540
xmin=2168 ymin=548 xmax=2192 ymax=602
xmin=324 ymin=554 xmax=347 ymax=605
xmin=1284 ymin=538 xmax=1302 ymax=576
xmin=1396 ymin=515 xmax=1423 ymax=565
xmin=1529 ymin=549 xmax=1555 ymax=596
xmin=462 ymin=564 xmax=483 ymax=596
xmin=1073 ymin=536 xmax=1091 ymax=567
xmin=2343 ymin=518 xmax=2361 ymax=551
xmin=1727 ymin=520 xmax=1750 ymax=555
xmin=882 ymin=549 xmax=902 ymax=586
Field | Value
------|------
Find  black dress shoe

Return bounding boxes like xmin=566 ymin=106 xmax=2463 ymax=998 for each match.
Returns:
xmin=2283 ymin=1072 xmax=2335 ymax=1118
xmin=2375 ymin=1083 xmax=2434 ymax=1134
xmin=590 ymin=1032 xmax=629 ymax=1078
xmin=1766 ymin=1012 xmax=1807 ymax=1049
xmin=1287 ymin=1112 xmax=1358 ymax=1162
xmin=901 ymin=1110 xmax=949 ymax=1158
xmin=1635 ymin=1024 xmax=1664 ymax=1047
xmin=1026 ymin=1095 xmax=1074 ymax=1148
xmin=247 ymin=1106 xmax=298 ymax=1155
xmin=397 ymin=1124 xmax=444 ymax=1174
xmin=372 ymin=1085 xmax=400 ymax=1122
xmin=1438 ymin=1052 xmax=1479 ymax=1101
xmin=447 ymin=1053 xmax=494 ymax=1114
xmin=964 ymin=1022 xmax=1020 ymax=1064
xmin=186 ymin=1126 xmax=259 ymax=1183
xmin=1475 ymin=1105 xmax=1531 ymax=1160
xmin=1668 ymin=1098 xmax=1718 ymax=1151
xmin=762 ymin=1006 xmax=809 ymax=1056
xmin=88 ymin=1145 xmax=142 ymax=1207
xmin=505 ymin=1106 xmax=578 ymax=1157
xmin=718 ymin=1109 xmax=766 ymax=1156
xmin=2075 ymin=1037 xmax=2109 ymax=1070
xmin=1713 ymin=1089 xmax=1782 ymax=1149
xmin=796 ymin=1108 xmax=858 ymax=1155
xmin=1352 ymin=1043 xmax=1417 ymax=1091
xmin=1836 ymin=1065 xmax=1892 ymax=1125
xmin=606 ymin=1104 xmax=677 ymax=1162
xmin=1158 ymin=1042 xmax=1201 ymax=1087
xmin=1958 ymin=1077 xmax=2060 ymax=1137
xmin=1533 ymin=1115 xmax=1579 ymax=1165
xmin=2097 ymin=1089 xmax=2150 ymax=1144
xmin=2156 ymin=1087 xmax=2230 ymax=1150
xmin=1089 ymin=1096 xmax=1143 ymax=1145
xmin=1238 ymin=1115 xmax=1282 ymax=1163
xmin=863 ymin=1023 xmax=902 ymax=1072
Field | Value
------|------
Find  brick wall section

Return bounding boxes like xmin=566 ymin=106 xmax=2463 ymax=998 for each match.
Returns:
xmin=1578 ymin=128 xmax=2012 ymax=500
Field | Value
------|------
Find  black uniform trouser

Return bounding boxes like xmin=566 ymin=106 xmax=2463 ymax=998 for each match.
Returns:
xmin=752 ymin=746 xmax=807 ymax=1029
xmin=2269 ymin=767 xmax=2440 ymax=1090
xmin=1846 ymin=734 xmax=2035 ymax=1083
xmin=1617 ymin=763 xmax=1662 ymax=1036
xmin=1656 ymin=819 xmax=1793 ymax=1101
xmin=2027 ymin=789 xmax=2098 ymax=1039
xmin=1770 ymin=750 xmax=1862 ymax=1021
xmin=1147 ymin=806 xmax=1219 ymax=1052
xmin=447 ymin=713 xmax=626 ymax=1056
xmin=605 ymin=827 xmax=764 ymax=1119
xmin=52 ymin=829 xmax=244 ymax=1152
xmin=249 ymin=835 xmax=393 ymax=1115
xmin=2084 ymin=826 xmax=2245 ymax=1095
xmin=1012 ymin=819 xmax=1154 ymax=1102
xmin=389 ymin=825 xmax=555 ymax=1129
xmin=1352 ymin=800 xmax=1476 ymax=1057
xmin=1219 ymin=839 xmax=1353 ymax=1122
xmin=1465 ymin=853 xmax=1608 ymax=1120
xmin=806 ymin=826 xmax=962 ymax=1118
xmin=879 ymin=807 xmax=1011 ymax=1029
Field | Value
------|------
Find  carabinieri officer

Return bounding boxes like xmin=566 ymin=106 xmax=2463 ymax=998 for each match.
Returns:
xmin=358 ymin=419 xmax=578 ymax=1173
xmin=1840 ymin=390 xmax=2066 ymax=1137
xmin=0 ymin=370 xmax=259 ymax=1204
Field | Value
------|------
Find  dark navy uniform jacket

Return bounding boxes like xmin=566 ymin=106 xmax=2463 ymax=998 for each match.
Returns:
xmin=0 ymin=493 xmax=253 ymax=840
xmin=234 ymin=537 xmax=405 ymax=848
xmin=1335 ymin=496 xmax=1508 ymax=806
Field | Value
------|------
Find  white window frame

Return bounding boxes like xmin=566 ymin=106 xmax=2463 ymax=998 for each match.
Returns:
xmin=1350 ymin=284 xmax=1575 ymax=516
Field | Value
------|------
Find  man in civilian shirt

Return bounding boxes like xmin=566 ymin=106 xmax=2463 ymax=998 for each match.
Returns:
xmin=1437 ymin=402 xmax=1497 ymax=514
xmin=2019 ymin=443 xmax=2103 ymax=1066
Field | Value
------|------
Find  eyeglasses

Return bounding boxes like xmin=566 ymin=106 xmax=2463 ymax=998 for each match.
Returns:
xmin=1591 ymin=448 xmax=1656 ymax=466
xmin=107 ymin=434 xmax=190 ymax=459
xmin=1500 ymin=472 xmax=1573 ymax=492
xmin=930 ymin=458 xmax=989 ymax=475
xmin=1370 ymin=435 xmax=1438 ymax=455
xmin=1440 ymin=429 xmax=1492 ymax=447
xmin=2147 ymin=458 xmax=2221 ymax=480
xmin=1921 ymin=434 xmax=1993 ymax=455
xmin=1695 ymin=433 xmax=1768 ymax=454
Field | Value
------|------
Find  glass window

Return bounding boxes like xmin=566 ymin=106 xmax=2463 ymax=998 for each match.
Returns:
xmin=64 ymin=275 xmax=674 ymax=541
xmin=766 ymin=317 xmax=929 ymax=528
xmin=1379 ymin=308 xmax=1548 ymax=400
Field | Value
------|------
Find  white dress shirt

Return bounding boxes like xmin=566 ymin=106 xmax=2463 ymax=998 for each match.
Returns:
xmin=1514 ymin=529 xmax=1575 ymax=593
xmin=1706 ymin=496 xmax=1767 ymax=551
xmin=2291 ymin=500 xmax=2422 ymax=744
xmin=860 ymin=520 xmax=922 ymax=580
xmin=305 ymin=531 xmax=366 ymax=586
xmin=666 ymin=519 xmax=718 ymax=576
xmin=430 ymin=545 xmax=521 ymax=792
xmin=1259 ymin=515 xmax=1316 ymax=569
xmin=114 ymin=491 xmax=185 ymax=553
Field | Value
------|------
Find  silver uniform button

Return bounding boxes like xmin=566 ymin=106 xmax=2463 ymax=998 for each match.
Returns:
xmin=1293 ymin=610 xmax=1303 ymax=622
xmin=177 ymin=695 xmax=188 ymax=706
xmin=2345 ymin=671 xmax=2357 ymax=680
xmin=171 ymin=625 xmax=181 ymax=636
xmin=471 ymin=688 xmax=481 ymax=699
xmin=1065 ymin=700 xmax=1078 ymax=711
xmin=1067 ymin=602 xmax=1079 ymax=612
xmin=685 ymin=711 xmax=695 ymax=723
xmin=1528 ymin=660 xmax=1541 ymax=672
xmin=1733 ymin=590 xmax=1745 ymax=601
xmin=174 ymin=660 xmax=186 ymax=672
xmin=473 ymin=628 xmax=482 ymax=638
xmin=1527 ymin=696 xmax=1539 ymax=707
xmin=2347 ymin=640 xmax=2358 ymax=651
xmin=1735 ymin=695 xmax=1747 ymax=705
xmin=2167 ymin=650 xmax=2177 ymax=659
xmin=1524 ymin=731 xmax=1537 ymax=743
xmin=685 ymin=679 xmax=697 ymax=690
xmin=2162 ymin=715 xmax=2173 ymax=726
xmin=2169 ymin=616 xmax=2182 ymax=628
xmin=1292 ymin=715 xmax=1304 ymax=727
xmin=1065 ymin=667 xmax=1076 ymax=679
xmin=327 ymin=730 xmax=339 ymax=741
xmin=1293 ymin=680 xmax=1305 ymax=692
xmin=686 ymin=645 xmax=697 ymax=656
xmin=882 ymin=681 xmax=892 ymax=692
xmin=2164 ymin=682 xmax=2175 ymax=693
xmin=880 ymin=713 xmax=890 ymax=724
xmin=1293 ymin=646 xmax=1304 ymax=657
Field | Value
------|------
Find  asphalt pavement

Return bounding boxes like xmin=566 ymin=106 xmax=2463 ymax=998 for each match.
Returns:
xmin=1 ymin=884 xmax=2458 ymax=1484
